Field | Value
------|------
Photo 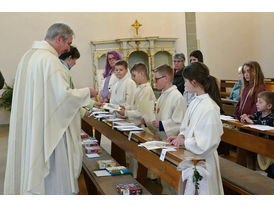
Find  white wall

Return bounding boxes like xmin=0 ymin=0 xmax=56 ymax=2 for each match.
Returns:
xmin=0 ymin=12 xmax=187 ymax=124
xmin=196 ymin=12 xmax=273 ymax=80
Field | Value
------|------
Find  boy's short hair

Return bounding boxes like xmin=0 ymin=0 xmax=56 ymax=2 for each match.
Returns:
xmin=258 ymin=91 xmax=274 ymax=107
xmin=130 ymin=63 xmax=148 ymax=79
xmin=115 ymin=60 xmax=128 ymax=69
xmin=153 ymin=64 xmax=174 ymax=81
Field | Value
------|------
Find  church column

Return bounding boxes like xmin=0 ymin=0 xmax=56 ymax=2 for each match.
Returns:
xmin=185 ymin=12 xmax=198 ymax=63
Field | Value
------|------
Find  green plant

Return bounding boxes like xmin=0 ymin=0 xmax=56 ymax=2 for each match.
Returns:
xmin=193 ymin=166 xmax=203 ymax=190
xmin=0 ymin=83 xmax=13 ymax=111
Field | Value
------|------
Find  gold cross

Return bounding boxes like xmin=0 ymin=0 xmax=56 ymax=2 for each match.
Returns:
xmin=131 ymin=20 xmax=142 ymax=36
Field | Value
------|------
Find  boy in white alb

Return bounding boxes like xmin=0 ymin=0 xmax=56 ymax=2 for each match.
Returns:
xmin=117 ymin=63 xmax=156 ymax=177
xmin=145 ymin=64 xmax=187 ymax=140
xmin=143 ymin=64 xmax=187 ymax=195
xmin=110 ymin=60 xmax=136 ymax=107
xmin=117 ymin=63 xmax=156 ymax=126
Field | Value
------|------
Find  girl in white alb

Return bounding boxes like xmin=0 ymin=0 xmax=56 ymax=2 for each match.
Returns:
xmin=167 ymin=62 xmax=224 ymax=195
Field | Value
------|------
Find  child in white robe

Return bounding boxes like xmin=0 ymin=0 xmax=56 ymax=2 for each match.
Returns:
xmin=110 ymin=60 xmax=136 ymax=108
xmin=167 ymin=62 xmax=224 ymax=195
xmin=117 ymin=63 xmax=156 ymax=126
xmin=143 ymin=64 xmax=187 ymax=195
xmin=145 ymin=64 xmax=187 ymax=141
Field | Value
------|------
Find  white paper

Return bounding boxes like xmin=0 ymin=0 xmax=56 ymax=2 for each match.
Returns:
xmin=92 ymin=111 xmax=110 ymax=115
xmin=220 ymin=115 xmax=237 ymax=121
xmin=138 ymin=141 xmax=172 ymax=150
xmin=94 ymin=114 xmax=114 ymax=119
xmin=85 ymin=153 xmax=100 ymax=158
xmin=102 ymin=103 xmax=121 ymax=112
xmin=243 ymin=124 xmax=274 ymax=131
xmin=128 ymin=131 xmax=142 ymax=141
xmin=113 ymin=121 xmax=135 ymax=126
xmin=102 ymin=118 xmax=124 ymax=122
xmin=93 ymin=170 xmax=111 ymax=177
xmin=92 ymin=107 xmax=102 ymax=111
xmin=114 ymin=125 xmax=144 ymax=131
xmin=160 ymin=147 xmax=177 ymax=161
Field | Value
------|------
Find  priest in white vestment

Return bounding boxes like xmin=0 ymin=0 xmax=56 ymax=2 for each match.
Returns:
xmin=4 ymin=23 xmax=94 ymax=195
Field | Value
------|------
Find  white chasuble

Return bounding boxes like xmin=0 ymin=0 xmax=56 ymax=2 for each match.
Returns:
xmin=110 ymin=74 xmax=136 ymax=107
xmin=151 ymin=85 xmax=187 ymax=140
xmin=4 ymin=40 xmax=90 ymax=195
xmin=125 ymin=82 xmax=156 ymax=125
xmin=179 ymin=94 xmax=224 ymax=195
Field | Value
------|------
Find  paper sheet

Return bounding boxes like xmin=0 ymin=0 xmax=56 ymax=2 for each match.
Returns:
xmin=93 ymin=170 xmax=111 ymax=177
xmin=102 ymin=118 xmax=125 ymax=122
xmin=128 ymin=131 xmax=142 ymax=141
xmin=85 ymin=153 xmax=100 ymax=158
xmin=220 ymin=115 xmax=237 ymax=121
xmin=138 ymin=141 xmax=173 ymax=150
xmin=114 ymin=125 xmax=144 ymax=131
xmin=160 ymin=147 xmax=177 ymax=161
xmin=94 ymin=114 xmax=114 ymax=119
xmin=243 ymin=124 xmax=274 ymax=131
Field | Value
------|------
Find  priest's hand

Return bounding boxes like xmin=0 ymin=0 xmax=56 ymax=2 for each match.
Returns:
xmin=89 ymin=88 xmax=98 ymax=98
xmin=166 ymin=135 xmax=185 ymax=147
xmin=152 ymin=120 xmax=159 ymax=128
xmin=117 ymin=106 xmax=125 ymax=116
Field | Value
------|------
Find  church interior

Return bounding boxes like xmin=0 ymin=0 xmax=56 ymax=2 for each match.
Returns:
xmin=0 ymin=11 xmax=274 ymax=197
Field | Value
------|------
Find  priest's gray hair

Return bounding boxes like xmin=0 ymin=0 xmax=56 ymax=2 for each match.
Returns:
xmin=173 ymin=53 xmax=185 ymax=62
xmin=45 ymin=22 xmax=74 ymax=41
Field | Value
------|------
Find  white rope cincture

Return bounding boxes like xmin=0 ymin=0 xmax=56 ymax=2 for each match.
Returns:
xmin=177 ymin=160 xmax=210 ymax=195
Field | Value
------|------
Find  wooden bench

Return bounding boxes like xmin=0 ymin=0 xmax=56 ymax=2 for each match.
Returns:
xmin=219 ymin=157 xmax=274 ymax=195
xmin=219 ymin=120 xmax=274 ymax=194
xmin=82 ymin=146 xmax=151 ymax=195
xmin=81 ymin=116 xmax=203 ymax=192
xmin=220 ymin=79 xmax=274 ymax=99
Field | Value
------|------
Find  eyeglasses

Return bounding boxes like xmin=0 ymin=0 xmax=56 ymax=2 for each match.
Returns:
xmin=154 ymin=76 xmax=166 ymax=82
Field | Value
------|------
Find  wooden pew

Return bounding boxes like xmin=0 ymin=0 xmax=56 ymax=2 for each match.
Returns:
xmin=220 ymin=79 xmax=237 ymax=98
xmin=220 ymin=78 xmax=274 ymax=99
xmin=81 ymin=116 xmax=203 ymax=192
xmin=221 ymin=98 xmax=237 ymax=117
xmin=219 ymin=119 xmax=274 ymax=194
xmin=82 ymin=146 xmax=151 ymax=195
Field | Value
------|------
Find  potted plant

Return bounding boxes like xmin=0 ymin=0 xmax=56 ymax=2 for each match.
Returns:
xmin=0 ymin=83 xmax=13 ymax=111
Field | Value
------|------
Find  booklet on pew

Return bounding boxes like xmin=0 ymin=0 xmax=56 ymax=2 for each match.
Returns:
xmin=113 ymin=125 xmax=144 ymax=131
xmin=138 ymin=141 xmax=174 ymax=150
xmin=102 ymin=103 xmax=121 ymax=113
xmin=106 ymin=166 xmax=131 ymax=176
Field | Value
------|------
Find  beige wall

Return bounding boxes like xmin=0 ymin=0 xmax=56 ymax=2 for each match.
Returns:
xmin=0 ymin=12 xmax=187 ymax=124
xmin=196 ymin=12 xmax=273 ymax=79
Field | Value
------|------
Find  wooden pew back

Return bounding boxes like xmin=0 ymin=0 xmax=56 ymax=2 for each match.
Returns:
xmin=220 ymin=78 xmax=274 ymax=98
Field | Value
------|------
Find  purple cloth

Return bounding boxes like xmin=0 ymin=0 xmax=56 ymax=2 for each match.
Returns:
xmin=102 ymin=75 xmax=111 ymax=99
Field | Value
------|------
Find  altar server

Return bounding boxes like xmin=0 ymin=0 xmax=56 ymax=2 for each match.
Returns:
xmin=167 ymin=62 xmax=224 ymax=195
xmin=117 ymin=62 xmax=156 ymax=126
xmin=110 ymin=60 xmax=136 ymax=107
xmin=146 ymin=64 xmax=187 ymax=140
xmin=4 ymin=23 xmax=94 ymax=195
